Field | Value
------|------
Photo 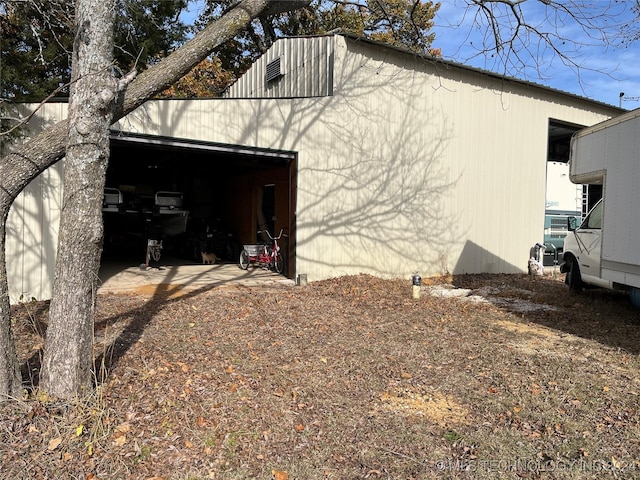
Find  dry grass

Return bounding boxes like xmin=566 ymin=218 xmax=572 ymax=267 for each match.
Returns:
xmin=2 ymin=273 xmax=640 ymax=479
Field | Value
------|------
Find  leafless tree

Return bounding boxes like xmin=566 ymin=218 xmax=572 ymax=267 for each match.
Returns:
xmin=436 ymin=0 xmax=633 ymax=87
xmin=38 ymin=0 xmax=120 ymax=398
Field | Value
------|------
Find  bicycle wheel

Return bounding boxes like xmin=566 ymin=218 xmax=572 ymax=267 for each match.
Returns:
xmin=239 ymin=249 xmax=250 ymax=270
xmin=273 ymin=252 xmax=284 ymax=274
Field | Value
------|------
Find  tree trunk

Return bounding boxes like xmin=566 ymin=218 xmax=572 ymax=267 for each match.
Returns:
xmin=0 ymin=121 xmax=69 ymax=400
xmin=0 ymin=208 xmax=21 ymax=400
xmin=39 ymin=0 xmax=117 ymax=398
xmin=0 ymin=0 xmax=310 ymax=400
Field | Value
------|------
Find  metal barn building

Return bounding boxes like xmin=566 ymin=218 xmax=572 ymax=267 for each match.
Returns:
xmin=7 ymin=34 xmax=622 ymax=300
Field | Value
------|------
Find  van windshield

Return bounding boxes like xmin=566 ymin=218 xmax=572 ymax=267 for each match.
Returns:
xmin=582 ymin=200 xmax=603 ymax=229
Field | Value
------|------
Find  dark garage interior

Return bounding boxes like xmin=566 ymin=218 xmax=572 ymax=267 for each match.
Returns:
xmin=102 ymin=132 xmax=297 ymax=277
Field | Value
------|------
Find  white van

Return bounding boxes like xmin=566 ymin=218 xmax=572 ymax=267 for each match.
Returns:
xmin=561 ymin=198 xmax=640 ymax=308
xmin=561 ymin=199 xmax=604 ymax=290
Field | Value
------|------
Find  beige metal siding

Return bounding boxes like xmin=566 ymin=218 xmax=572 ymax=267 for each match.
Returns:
xmin=226 ymin=36 xmax=334 ymax=98
xmin=14 ymin=36 xmax=623 ymax=296
xmin=7 ymin=103 xmax=66 ymax=301
xmin=116 ymin=34 xmax=617 ymax=282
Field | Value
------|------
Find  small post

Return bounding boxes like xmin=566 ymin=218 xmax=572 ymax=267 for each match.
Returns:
xmin=412 ymin=273 xmax=422 ymax=299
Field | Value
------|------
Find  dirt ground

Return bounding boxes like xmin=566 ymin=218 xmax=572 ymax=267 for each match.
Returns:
xmin=2 ymin=272 xmax=640 ymax=479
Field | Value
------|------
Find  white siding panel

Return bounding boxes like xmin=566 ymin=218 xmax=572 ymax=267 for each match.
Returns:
xmin=7 ymin=162 xmax=64 ymax=301
xmin=7 ymin=103 xmax=66 ymax=301
xmin=114 ymin=36 xmax=618 ymax=282
xmin=16 ymin=37 xmax=621 ymax=293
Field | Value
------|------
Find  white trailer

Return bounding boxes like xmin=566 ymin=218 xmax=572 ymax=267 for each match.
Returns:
xmin=561 ymin=108 xmax=640 ymax=307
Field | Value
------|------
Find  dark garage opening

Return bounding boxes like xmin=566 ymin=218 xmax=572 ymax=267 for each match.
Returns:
xmin=544 ymin=120 xmax=603 ymax=266
xmin=102 ymin=132 xmax=297 ymax=278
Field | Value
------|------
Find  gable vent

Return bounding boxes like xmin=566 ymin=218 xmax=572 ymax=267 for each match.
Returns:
xmin=265 ymin=57 xmax=284 ymax=83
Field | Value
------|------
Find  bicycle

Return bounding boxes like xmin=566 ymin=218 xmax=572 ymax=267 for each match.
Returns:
xmin=238 ymin=229 xmax=287 ymax=274
xmin=140 ymin=239 xmax=163 ymax=270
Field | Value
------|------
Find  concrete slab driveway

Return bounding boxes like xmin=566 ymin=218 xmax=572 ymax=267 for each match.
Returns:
xmin=98 ymin=257 xmax=294 ymax=296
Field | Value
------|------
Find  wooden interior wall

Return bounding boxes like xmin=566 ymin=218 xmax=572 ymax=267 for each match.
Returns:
xmin=227 ymin=161 xmax=296 ymax=278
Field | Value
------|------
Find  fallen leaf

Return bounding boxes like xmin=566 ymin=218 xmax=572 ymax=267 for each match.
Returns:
xmin=48 ymin=437 xmax=62 ymax=451
xmin=115 ymin=423 xmax=131 ymax=433
xmin=226 ymin=365 xmax=234 ymax=374
xmin=76 ymin=425 xmax=84 ymax=436
xmin=185 ymin=439 xmax=194 ymax=448
xmin=513 ymin=406 xmax=521 ymax=413
xmin=113 ymin=435 xmax=127 ymax=447
xmin=63 ymin=452 xmax=72 ymax=461
xmin=272 ymin=470 xmax=289 ymax=480
xmin=296 ymin=423 xmax=305 ymax=432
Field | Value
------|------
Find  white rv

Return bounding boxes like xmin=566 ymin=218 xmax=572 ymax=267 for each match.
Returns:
xmin=561 ymin=108 xmax=640 ymax=307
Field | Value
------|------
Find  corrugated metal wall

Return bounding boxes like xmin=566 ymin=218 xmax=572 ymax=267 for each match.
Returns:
xmin=115 ymin=36 xmax=619 ymax=282
xmin=12 ymin=35 xmax=622 ymax=297
xmin=6 ymin=103 xmax=66 ymax=301
xmin=226 ymin=36 xmax=334 ymax=98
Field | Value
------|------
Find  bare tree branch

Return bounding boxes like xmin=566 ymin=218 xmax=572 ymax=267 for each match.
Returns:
xmin=450 ymin=0 xmax=632 ymax=81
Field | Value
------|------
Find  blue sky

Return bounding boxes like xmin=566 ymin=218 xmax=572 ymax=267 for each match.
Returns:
xmin=431 ymin=1 xmax=640 ymax=109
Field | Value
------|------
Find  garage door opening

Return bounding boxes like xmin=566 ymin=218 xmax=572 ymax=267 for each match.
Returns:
xmin=102 ymin=132 xmax=297 ymax=278
xmin=544 ymin=119 xmax=601 ymax=263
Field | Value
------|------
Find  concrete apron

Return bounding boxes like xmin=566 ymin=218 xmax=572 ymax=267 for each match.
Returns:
xmin=98 ymin=258 xmax=294 ymax=297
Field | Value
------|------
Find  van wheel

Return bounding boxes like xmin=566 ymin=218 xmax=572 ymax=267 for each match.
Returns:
xmin=565 ymin=256 xmax=583 ymax=293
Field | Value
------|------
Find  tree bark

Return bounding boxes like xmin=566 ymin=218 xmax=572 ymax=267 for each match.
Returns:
xmin=0 ymin=120 xmax=69 ymax=400
xmin=39 ymin=0 xmax=117 ymax=398
xmin=0 ymin=208 xmax=21 ymax=400
xmin=0 ymin=0 xmax=310 ymax=400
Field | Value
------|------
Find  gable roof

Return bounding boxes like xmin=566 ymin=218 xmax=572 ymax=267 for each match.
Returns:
xmin=228 ymin=31 xmax=623 ymax=112
xmin=336 ymin=32 xmax=623 ymax=112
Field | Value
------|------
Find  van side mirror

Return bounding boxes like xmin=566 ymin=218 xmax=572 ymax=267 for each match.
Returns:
xmin=567 ymin=216 xmax=578 ymax=232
